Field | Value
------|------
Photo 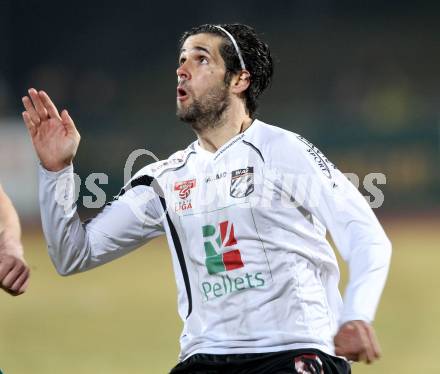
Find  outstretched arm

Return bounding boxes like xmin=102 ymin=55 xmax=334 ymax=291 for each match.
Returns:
xmin=0 ymin=185 xmax=30 ymax=295
xmin=22 ymin=88 xmax=165 ymax=275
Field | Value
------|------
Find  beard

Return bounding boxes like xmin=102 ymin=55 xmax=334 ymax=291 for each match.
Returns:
xmin=176 ymin=83 xmax=230 ymax=131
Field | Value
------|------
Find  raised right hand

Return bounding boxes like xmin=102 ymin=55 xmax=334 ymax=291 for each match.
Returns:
xmin=22 ymin=88 xmax=80 ymax=172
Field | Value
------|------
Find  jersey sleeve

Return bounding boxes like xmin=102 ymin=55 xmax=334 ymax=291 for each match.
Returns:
xmin=274 ymin=132 xmax=392 ymax=325
xmin=39 ymin=164 xmax=165 ymax=275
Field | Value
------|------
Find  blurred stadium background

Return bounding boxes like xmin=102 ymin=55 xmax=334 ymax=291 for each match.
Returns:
xmin=0 ymin=1 xmax=439 ymax=373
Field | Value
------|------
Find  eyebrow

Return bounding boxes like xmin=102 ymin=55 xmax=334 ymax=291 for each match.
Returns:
xmin=179 ymin=46 xmax=212 ymax=56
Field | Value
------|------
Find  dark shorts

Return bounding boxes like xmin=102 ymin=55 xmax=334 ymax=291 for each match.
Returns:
xmin=170 ymin=348 xmax=351 ymax=374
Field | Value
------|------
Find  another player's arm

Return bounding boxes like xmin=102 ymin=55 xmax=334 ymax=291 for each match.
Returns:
xmin=280 ymin=135 xmax=391 ymax=364
xmin=0 ymin=184 xmax=30 ymax=295
xmin=22 ymin=89 xmax=164 ymax=275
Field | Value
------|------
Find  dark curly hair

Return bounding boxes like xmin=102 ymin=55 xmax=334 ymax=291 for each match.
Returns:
xmin=179 ymin=23 xmax=273 ymax=118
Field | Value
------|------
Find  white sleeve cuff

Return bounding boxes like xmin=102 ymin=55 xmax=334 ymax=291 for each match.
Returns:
xmin=38 ymin=163 xmax=73 ymax=179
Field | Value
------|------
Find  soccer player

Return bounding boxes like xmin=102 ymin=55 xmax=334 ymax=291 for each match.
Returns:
xmin=0 ymin=184 xmax=30 ymax=296
xmin=22 ymin=24 xmax=391 ymax=373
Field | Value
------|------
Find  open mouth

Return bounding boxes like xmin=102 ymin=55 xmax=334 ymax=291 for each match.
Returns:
xmin=177 ymin=87 xmax=188 ymax=101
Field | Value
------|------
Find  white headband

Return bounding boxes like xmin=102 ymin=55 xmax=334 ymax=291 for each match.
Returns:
xmin=214 ymin=25 xmax=246 ymax=71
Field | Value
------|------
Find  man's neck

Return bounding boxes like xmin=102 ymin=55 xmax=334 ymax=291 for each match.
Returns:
xmin=194 ymin=108 xmax=253 ymax=153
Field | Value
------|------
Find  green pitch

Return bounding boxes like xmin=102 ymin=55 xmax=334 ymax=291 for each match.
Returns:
xmin=0 ymin=215 xmax=439 ymax=373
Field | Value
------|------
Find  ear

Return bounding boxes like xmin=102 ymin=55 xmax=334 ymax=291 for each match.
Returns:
xmin=230 ymin=70 xmax=251 ymax=94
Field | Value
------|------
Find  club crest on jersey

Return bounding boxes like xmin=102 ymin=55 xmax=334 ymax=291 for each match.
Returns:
xmin=174 ymin=179 xmax=196 ymax=199
xmin=230 ymin=167 xmax=254 ymax=198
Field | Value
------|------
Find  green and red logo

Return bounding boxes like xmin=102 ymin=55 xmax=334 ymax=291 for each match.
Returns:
xmin=202 ymin=221 xmax=244 ymax=275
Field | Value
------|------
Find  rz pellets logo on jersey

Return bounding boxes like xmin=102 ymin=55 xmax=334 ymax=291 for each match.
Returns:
xmin=201 ymin=220 xmax=265 ymax=301
xmin=203 ymin=220 xmax=244 ymax=274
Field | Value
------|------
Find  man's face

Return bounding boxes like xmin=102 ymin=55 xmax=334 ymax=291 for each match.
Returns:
xmin=176 ymin=33 xmax=230 ymax=126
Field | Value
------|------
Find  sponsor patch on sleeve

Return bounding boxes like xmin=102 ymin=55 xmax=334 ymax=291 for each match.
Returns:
xmin=296 ymin=135 xmax=336 ymax=179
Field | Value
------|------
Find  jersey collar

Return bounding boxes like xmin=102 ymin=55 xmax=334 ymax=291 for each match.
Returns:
xmin=192 ymin=119 xmax=260 ymax=162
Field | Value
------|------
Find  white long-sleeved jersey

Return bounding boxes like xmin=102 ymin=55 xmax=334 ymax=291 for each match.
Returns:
xmin=39 ymin=119 xmax=391 ymax=361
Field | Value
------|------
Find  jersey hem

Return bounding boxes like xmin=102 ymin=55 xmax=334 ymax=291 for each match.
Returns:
xmin=180 ymin=343 xmax=336 ymax=362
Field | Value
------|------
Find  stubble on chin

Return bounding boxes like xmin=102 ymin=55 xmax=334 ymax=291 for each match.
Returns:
xmin=176 ymin=85 xmax=230 ymax=131
xmin=176 ymin=100 xmax=198 ymax=124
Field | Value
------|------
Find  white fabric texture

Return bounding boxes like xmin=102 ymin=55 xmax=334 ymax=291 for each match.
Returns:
xmin=38 ymin=120 xmax=391 ymax=361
